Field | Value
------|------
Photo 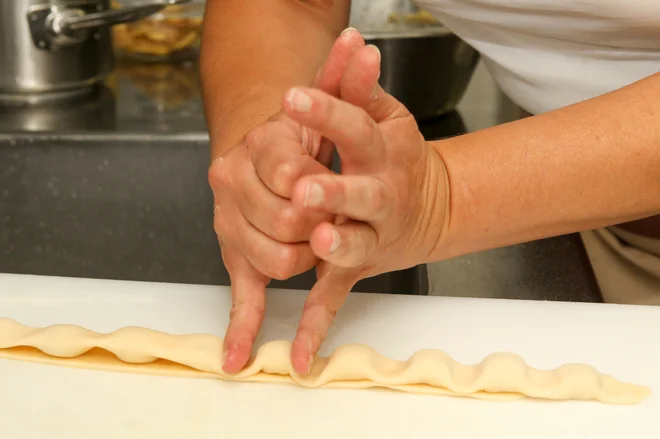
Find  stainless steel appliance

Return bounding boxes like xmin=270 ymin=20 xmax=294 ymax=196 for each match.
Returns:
xmin=350 ymin=0 xmax=480 ymax=119
xmin=0 ymin=0 xmax=188 ymax=104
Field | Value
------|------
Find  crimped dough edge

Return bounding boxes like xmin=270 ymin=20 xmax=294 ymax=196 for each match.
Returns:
xmin=0 ymin=317 xmax=651 ymax=404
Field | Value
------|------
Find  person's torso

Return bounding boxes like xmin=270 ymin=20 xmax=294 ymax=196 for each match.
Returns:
xmin=414 ymin=0 xmax=660 ymax=114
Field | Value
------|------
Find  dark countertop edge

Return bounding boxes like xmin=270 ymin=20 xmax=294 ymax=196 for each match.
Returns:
xmin=0 ymin=132 xmax=210 ymax=144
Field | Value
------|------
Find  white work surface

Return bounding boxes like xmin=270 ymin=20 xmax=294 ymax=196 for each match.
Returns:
xmin=0 ymin=273 xmax=658 ymax=438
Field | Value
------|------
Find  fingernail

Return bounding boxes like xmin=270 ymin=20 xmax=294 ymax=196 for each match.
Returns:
xmin=304 ymin=182 xmax=324 ymax=207
xmin=286 ymin=88 xmax=313 ymax=113
xmin=307 ymin=354 xmax=314 ymax=375
xmin=367 ymin=44 xmax=381 ymax=62
xmin=341 ymin=27 xmax=357 ymax=37
xmin=367 ymin=45 xmax=381 ymax=99
xmin=329 ymin=227 xmax=340 ymax=253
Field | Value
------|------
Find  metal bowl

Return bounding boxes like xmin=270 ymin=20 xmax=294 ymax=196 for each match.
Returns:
xmin=350 ymin=0 xmax=479 ymax=120
xmin=363 ymin=25 xmax=480 ymax=120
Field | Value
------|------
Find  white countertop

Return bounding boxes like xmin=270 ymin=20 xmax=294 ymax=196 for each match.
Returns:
xmin=1 ymin=273 xmax=658 ymax=438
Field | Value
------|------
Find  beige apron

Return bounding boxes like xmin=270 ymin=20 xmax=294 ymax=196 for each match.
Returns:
xmin=513 ymin=111 xmax=660 ymax=305
xmin=581 ymin=228 xmax=660 ymax=305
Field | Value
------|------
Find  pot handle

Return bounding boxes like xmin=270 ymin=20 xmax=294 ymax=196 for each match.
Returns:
xmin=59 ymin=0 xmax=191 ymax=33
xmin=27 ymin=0 xmax=191 ymax=50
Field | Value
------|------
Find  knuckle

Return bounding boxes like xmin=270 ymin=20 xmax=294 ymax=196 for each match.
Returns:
xmin=243 ymin=125 xmax=266 ymax=147
xmin=273 ymin=161 xmax=297 ymax=193
xmin=351 ymin=234 xmax=372 ymax=265
xmin=213 ymin=211 xmax=232 ymax=240
xmin=306 ymin=327 xmax=329 ymax=351
xmin=213 ymin=214 xmax=225 ymax=234
xmin=255 ymin=139 xmax=277 ymax=160
xmin=272 ymin=206 xmax=302 ymax=241
xmin=228 ymin=304 xmax=242 ymax=320
xmin=324 ymin=96 xmax=339 ymax=124
xmin=300 ymin=304 xmax=336 ymax=343
xmin=302 ymin=298 xmax=337 ymax=320
xmin=230 ymin=299 xmax=265 ymax=322
xmin=268 ymin=246 xmax=299 ymax=280
xmin=208 ymin=159 xmax=228 ymax=188
xmin=221 ymin=247 xmax=241 ymax=272
xmin=324 ymin=178 xmax=347 ymax=211
xmin=368 ymin=182 xmax=388 ymax=216
xmin=209 ymin=157 xmax=238 ymax=191
xmin=257 ymin=261 xmax=279 ymax=281
xmin=359 ymin=109 xmax=376 ymax=140
xmin=334 ymin=178 xmax=349 ymax=201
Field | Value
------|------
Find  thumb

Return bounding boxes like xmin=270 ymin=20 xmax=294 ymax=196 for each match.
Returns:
xmin=340 ymin=44 xmax=410 ymax=123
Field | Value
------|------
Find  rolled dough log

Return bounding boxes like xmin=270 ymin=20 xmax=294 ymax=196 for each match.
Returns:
xmin=0 ymin=317 xmax=651 ymax=404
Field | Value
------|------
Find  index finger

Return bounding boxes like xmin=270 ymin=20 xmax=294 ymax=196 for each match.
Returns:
xmin=221 ymin=247 xmax=269 ymax=374
xmin=314 ymin=27 xmax=365 ymax=95
xmin=290 ymin=266 xmax=358 ymax=375
xmin=282 ymin=87 xmax=385 ymax=170
xmin=253 ymin=141 xmax=333 ymax=199
xmin=340 ymin=44 xmax=409 ymax=123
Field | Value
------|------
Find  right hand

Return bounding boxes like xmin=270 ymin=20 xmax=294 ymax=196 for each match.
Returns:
xmin=208 ymin=28 xmax=366 ymax=374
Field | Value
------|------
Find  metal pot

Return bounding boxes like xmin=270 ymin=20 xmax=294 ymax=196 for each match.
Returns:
xmin=0 ymin=0 xmax=189 ymax=104
xmin=363 ymin=27 xmax=480 ymax=120
xmin=350 ymin=0 xmax=480 ymax=120
xmin=0 ymin=85 xmax=116 ymax=132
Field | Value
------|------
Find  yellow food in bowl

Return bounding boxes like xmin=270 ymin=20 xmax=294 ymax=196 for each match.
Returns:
xmin=111 ymin=3 xmax=203 ymax=60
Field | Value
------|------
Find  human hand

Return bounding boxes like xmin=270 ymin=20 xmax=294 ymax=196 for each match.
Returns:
xmin=208 ymin=28 xmax=366 ymax=374
xmin=281 ymin=44 xmax=450 ymax=374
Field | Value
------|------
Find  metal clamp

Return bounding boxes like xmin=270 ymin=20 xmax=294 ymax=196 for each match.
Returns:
xmin=27 ymin=0 xmax=190 ymax=51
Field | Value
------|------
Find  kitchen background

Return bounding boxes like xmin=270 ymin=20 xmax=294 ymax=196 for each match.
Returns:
xmin=0 ymin=0 xmax=602 ymax=303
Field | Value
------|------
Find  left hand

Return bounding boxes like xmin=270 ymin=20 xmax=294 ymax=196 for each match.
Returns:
xmin=280 ymin=44 xmax=451 ymax=374
xmin=211 ymin=29 xmax=366 ymax=374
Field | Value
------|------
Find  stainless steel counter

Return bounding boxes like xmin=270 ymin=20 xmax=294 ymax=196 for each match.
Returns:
xmin=0 ymin=59 xmax=602 ymax=302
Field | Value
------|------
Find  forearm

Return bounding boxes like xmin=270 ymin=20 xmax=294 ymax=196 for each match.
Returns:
xmin=200 ymin=0 xmax=350 ymax=157
xmin=432 ymin=73 xmax=660 ymax=260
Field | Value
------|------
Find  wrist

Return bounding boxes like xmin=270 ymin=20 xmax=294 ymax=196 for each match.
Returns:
xmin=414 ymin=142 xmax=454 ymax=264
xmin=207 ymin=97 xmax=282 ymax=161
xmin=425 ymin=139 xmax=461 ymax=262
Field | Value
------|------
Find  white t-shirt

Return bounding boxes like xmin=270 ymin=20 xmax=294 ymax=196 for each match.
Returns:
xmin=415 ymin=0 xmax=660 ymax=114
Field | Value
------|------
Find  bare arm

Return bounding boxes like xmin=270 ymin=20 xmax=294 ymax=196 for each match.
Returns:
xmin=433 ymin=73 xmax=660 ymax=260
xmin=200 ymin=0 xmax=351 ymax=158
